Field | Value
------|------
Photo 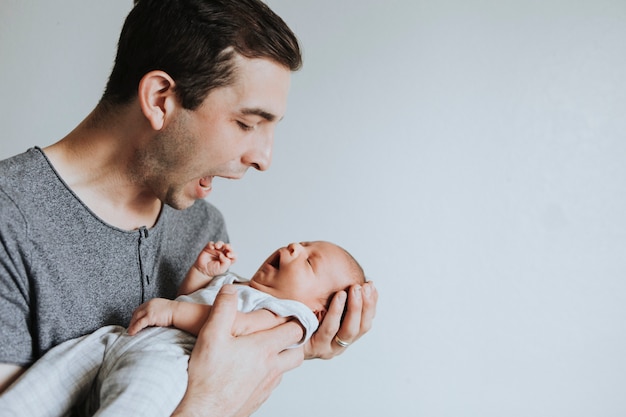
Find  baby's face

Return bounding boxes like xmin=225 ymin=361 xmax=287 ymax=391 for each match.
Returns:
xmin=249 ymin=241 xmax=351 ymax=311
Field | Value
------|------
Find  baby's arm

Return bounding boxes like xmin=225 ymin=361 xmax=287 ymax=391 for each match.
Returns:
xmin=178 ymin=241 xmax=237 ymax=296
xmin=128 ymin=297 xmax=289 ymax=337
xmin=127 ymin=298 xmax=207 ymax=336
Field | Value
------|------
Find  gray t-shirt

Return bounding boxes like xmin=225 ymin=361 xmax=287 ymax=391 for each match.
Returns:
xmin=0 ymin=148 xmax=229 ymax=365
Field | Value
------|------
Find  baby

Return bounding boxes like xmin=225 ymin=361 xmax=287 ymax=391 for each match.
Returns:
xmin=0 ymin=240 xmax=365 ymax=417
xmin=128 ymin=240 xmax=363 ymax=337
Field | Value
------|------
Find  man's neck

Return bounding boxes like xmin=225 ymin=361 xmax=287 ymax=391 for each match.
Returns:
xmin=44 ymin=109 xmax=162 ymax=230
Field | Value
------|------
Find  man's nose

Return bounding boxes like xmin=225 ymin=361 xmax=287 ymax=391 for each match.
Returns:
xmin=243 ymin=131 xmax=274 ymax=171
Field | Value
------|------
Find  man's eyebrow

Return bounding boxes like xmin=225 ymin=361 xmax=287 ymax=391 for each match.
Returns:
xmin=240 ymin=107 xmax=282 ymax=122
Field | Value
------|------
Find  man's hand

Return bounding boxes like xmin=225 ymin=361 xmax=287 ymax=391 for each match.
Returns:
xmin=172 ymin=284 xmax=304 ymax=417
xmin=304 ymin=281 xmax=377 ymax=359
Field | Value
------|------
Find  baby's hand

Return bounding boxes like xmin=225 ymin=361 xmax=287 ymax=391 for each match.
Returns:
xmin=127 ymin=298 xmax=176 ymax=335
xmin=193 ymin=241 xmax=237 ymax=277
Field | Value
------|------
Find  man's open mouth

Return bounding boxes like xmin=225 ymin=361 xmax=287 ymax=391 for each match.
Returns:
xmin=199 ymin=176 xmax=213 ymax=189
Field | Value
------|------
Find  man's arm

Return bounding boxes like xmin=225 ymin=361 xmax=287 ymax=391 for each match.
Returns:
xmin=0 ymin=191 xmax=32 ymax=394
xmin=172 ymin=285 xmax=304 ymax=417
xmin=0 ymin=363 xmax=24 ymax=394
xmin=304 ymin=281 xmax=378 ymax=359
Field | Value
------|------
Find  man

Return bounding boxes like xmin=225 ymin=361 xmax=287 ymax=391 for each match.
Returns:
xmin=0 ymin=1 xmax=377 ymax=416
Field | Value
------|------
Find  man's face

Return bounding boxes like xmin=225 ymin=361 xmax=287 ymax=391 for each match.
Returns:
xmin=145 ymin=55 xmax=292 ymax=209
xmin=249 ymin=241 xmax=352 ymax=313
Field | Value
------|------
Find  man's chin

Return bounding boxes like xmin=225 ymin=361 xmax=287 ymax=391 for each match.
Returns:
xmin=162 ymin=193 xmax=197 ymax=211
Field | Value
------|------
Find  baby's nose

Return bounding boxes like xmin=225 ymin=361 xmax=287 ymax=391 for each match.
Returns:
xmin=287 ymin=242 xmax=302 ymax=254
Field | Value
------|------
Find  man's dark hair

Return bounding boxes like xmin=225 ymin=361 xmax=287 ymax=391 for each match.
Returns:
xmin=102 ymin=0 xmax=302 ymax=109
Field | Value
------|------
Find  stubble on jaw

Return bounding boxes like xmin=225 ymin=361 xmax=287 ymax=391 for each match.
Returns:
xmin=130 ymin=110 xmax=199 ymax=210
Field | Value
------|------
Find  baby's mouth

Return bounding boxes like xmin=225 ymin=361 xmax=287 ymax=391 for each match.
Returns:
xmin=269 ymin=251 xmax=281 ymax=270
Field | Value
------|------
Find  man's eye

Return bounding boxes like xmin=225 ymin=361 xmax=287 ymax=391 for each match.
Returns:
xmin=236 ymin=121 xmax=253 ymax=131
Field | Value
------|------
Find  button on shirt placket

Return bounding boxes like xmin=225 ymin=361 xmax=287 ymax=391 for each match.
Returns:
xmin=137 ymin=226 xmax=155 ymax=303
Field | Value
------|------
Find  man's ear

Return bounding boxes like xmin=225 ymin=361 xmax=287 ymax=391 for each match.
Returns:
xmin=138 ymin=70 xmax=178 ymax=131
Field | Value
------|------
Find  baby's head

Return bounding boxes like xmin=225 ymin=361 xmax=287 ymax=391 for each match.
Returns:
xmin=249 ymin=241 xmax=365 ymax=321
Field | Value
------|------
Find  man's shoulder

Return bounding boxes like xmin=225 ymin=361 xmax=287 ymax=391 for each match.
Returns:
xmin=0 ymin=148 xmax=67 ymax=218
xmin=0 ymin=148 xmax=47 ymax=191
xmin=0 ymin=148 xmax=48 ymax=217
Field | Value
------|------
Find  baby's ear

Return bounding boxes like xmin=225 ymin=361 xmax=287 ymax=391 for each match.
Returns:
xmin=314 ymin=308 xmax=327 ymax=322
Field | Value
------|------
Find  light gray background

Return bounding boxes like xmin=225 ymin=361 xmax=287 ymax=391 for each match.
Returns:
xmin=1 ymin=1 xmax=626 ymax=416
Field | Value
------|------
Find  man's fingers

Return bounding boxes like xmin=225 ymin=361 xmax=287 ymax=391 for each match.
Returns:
xmin=336 ymin=285 xmax=363 ymax=343
xmin=319 ymin=290 xmax=346 ymax=337
xmin=360 ymin=281 xmax=378 ymax=333
xmin=250 ymin=319 xmax=304 ymax=352
xmin=303 ymin=281 xmax=379 ymax=359
xmin=199 ymin=284 xmax=239 ymax=338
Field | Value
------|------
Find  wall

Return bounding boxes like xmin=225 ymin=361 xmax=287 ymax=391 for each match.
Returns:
xmin=1 ymin=1 xmax=626 ymax=416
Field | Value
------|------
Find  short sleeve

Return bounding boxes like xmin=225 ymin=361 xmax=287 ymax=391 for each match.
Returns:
xmin=0 ymin=189 xmax=33 ymax=365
